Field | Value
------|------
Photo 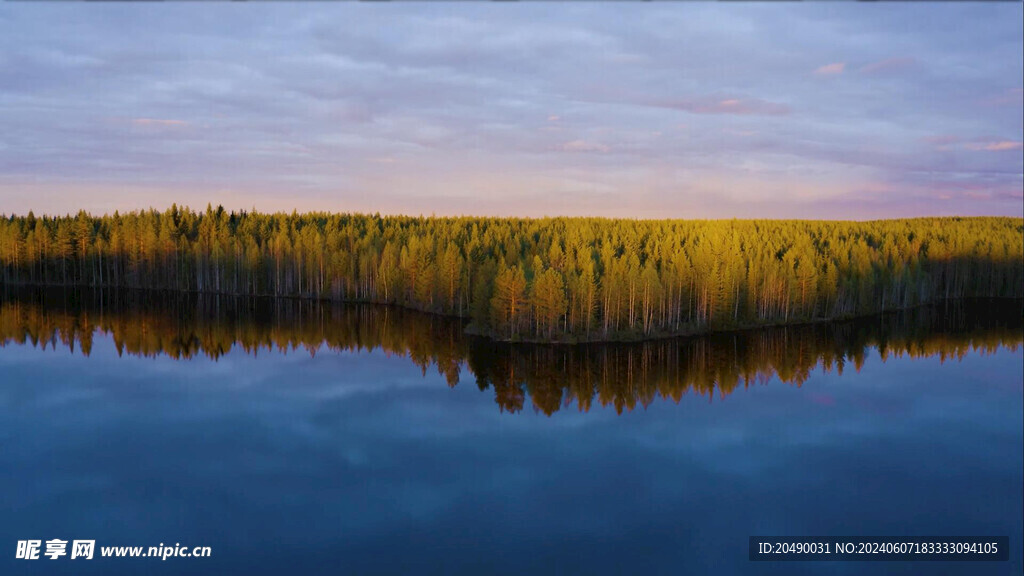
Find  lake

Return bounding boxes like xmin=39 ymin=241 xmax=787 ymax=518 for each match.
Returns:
xmin=1 ymin=289 xmax=1021 ymax=575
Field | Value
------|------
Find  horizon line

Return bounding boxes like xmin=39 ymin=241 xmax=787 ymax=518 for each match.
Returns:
xmin=3 ymin=206 xmax=1022 ymax=224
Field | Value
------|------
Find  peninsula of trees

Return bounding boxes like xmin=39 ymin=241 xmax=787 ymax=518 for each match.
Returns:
xmin=1 ymin=208 xmax=1020 ymax=342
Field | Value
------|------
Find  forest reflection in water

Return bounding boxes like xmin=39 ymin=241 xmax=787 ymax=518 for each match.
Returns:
xmin=1 ymin=287 xmax=1021 ymax=415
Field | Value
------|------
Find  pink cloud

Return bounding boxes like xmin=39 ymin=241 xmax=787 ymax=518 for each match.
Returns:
xmin=560 ymin=139 xmax=610 ymax=153
xmin=928 ymin=135 xmax=1022 ymax=152
xmin=656 ymin=97 xmax=790 ymax=116
xmin=925 ymin=181 xmax=1022 ymax=203
xmin=860 ymin=57 xmax=917 ymax=75
xmin=814 ymin=62 xmax=846 ymax=75
xmin=964 ymin=140 xmax=1023 ymax=151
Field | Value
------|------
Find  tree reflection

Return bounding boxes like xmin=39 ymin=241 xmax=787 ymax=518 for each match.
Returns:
xmin=2 ymin=288 xmax=1020 ymax=415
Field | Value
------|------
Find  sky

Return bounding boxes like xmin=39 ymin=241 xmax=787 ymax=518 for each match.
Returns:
xmin=0 ymin=4 xmax=1021 ymax=220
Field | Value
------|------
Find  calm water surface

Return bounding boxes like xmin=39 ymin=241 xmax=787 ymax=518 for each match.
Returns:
xmin=1 ymin=291 xmax=1021 ymax=575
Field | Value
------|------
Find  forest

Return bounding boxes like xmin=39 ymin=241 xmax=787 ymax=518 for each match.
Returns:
xmin=0 ymin=207 xmax=1021 ymax=342
xmin=1 ymin=289 xmax=1020 ymax=415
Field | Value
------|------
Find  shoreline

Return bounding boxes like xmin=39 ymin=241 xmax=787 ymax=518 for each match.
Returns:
xmin=3 ymin=282 xmax=1020 ymax=346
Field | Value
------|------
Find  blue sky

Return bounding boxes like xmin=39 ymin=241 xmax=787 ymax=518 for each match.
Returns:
xmin=0 ymin=4 xmax=1020 ymax=219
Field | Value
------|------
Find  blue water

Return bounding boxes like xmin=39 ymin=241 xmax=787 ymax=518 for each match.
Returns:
xmin=1 ymin=331 xmax=1021 ymax=575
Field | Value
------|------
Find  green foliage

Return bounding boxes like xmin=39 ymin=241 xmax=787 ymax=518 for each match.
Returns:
xmin=1 ymin=209 xmax=1021 ymax=341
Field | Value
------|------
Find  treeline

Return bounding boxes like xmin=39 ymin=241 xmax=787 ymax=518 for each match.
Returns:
xmin=2 ymin=289 xmax=1020 ymax=415
xmin=0 ymin=207 xmax=1021 ymax=341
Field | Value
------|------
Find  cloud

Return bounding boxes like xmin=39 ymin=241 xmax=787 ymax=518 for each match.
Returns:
xmin=964 ymin=141 xmax=1023 ymax=152
xmin=560 ymin=140 xmax=610 ymax=153
xmin=859 ymin=57 xmax=917 ymax=75
xmin=982 ymin=88 xmax=1024 ymax=107
xmin=724 ymin=128 xmax=758 ymax=137
xmin=131 ymin=118 xmax=188 ymax=127
xmin=922 ymin=135 xmax=958 ymax=150
xmin=814 ymin=63 xmax=846 ymax=75
xmin=923 ymin=135 xmax=958 ymax=146
xmin=654 ymin=97 xmax=790 ymax=116
xmin=0 ymin=4 xmax=1020 ymax=219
